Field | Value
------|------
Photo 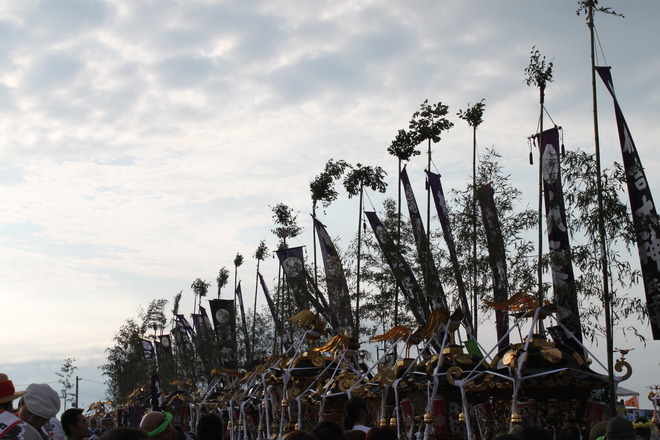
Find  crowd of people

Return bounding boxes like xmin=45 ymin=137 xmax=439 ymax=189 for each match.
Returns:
xmin=1 ymin=373 xmax=658 ymax=440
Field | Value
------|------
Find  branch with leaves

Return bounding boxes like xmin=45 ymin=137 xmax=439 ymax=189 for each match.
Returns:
xmin=408 ymin=100 xmax=454 ymax=145
xmin=387 ymin=129 xmax=419 ymax=162
xmin=310 ymin=159 xmax=351 ymax=210
xmin=270 ymin=203 xmax=302 ymax=249
xmin=343 ymin=164 xmax=387 ymax=197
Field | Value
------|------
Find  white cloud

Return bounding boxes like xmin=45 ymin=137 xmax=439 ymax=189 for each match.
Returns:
xmin=0 ymin=0 xmax=658 ymax=400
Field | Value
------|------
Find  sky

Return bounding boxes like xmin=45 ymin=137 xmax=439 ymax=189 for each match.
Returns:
xmin=1 ymin=0 xmax=659 ymax=410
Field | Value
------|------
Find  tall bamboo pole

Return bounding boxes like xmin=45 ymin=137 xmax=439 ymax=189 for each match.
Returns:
xmin=472 ymin=124 xmax=478 ymax=337
xmin=395 ymin=159 xmax=401 ymax=327
xmin=252 ymin=259 xmax=260 ymax=342
xmin=587 ymin=4 xmax=616 ymax=417
xmin=354 ymin=185 xmax=364 ymax=340
xmin=426 ymin=138 xmax=432 ymax=313
xmin=537 ymin=85 xmax=545 ymax=335
xmin=313 ymin=203 xmax=318 ymax=288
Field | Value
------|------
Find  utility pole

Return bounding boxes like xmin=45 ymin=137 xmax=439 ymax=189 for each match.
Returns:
xmin=75 ymin=376 xmax=80 ymax=408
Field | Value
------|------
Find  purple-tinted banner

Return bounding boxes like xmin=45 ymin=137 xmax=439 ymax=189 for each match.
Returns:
xmin=275 ymin=246 xmax=311 ymax=312
xmin=401 ymin=166 xmax=445 ymax=311
xmin=313 ymin=216 xmax=354 ymax=334
xmin=477 ymin=183 xmax=510 ymax=351
xmin=364 ymin=210 xmax=426 ymax=326
xmin=597 ymin=66 xmax=660 ymax=339
xmin=276 ymin=246 xmax=330 ymax=322
xmin=235 ymin=282 xmax=252 ymax=361
xmin=139 ymin=338 xmax=155 ymax=360
xmin=258 ymin=272 xmax=280 ymax=327
xmin=427 ymin=170 xmax=474 ymax=337
xmin=175 ymin=314 xmax=196 ymax=340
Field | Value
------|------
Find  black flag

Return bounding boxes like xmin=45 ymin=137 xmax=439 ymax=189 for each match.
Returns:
xmin=364 ymin=210 xmax=426 ymax=326
xmin=597 ymin=66 xmax=660 ymax=339
xmin=538 ymin=127 xmax=583 ymax=348
xmin=477 ymin=183 xmax=510 ymax=351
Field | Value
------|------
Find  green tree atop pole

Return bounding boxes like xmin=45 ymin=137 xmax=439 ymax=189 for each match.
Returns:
xmin=343 ymin=163 xmax=387 ymax=340
xmin=216 ymin=267 xmax=230 ymax=299
xmin=191 ymin=278 xmax=210 ymax=311
xmin=524 ymin=47 xmax=553 ymax=312
xmin=457 ymin=99 xmax=486 ymax=337
xmin=408 ymin=99 xmax=453 ymax=316
xmin=252 ymin=240 xmax=269 ymax=343
xmin=387 ymin=129 xmax=419 ymax=327
xmin=310 ymin=159 xmax=351 ymax=287
xmin=56 ymin=357 xmax=78 ymax=411
xmin=270 ymin=203 xmax=303 ymax=348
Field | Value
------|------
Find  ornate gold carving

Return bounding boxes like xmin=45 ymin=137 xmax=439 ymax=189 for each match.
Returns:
xmin=446 ymin=366 xmax=463 ymax=385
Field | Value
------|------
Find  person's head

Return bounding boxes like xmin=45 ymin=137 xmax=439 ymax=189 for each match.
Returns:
xmin=312 ymin=421 xmax=346 ymax=440
xmin=509 ymin=426 xmax=550 ymax=440
xmin=589 ymin=421 xmax=608 ymax=440
xmin=365 ymin=427 xmax=396 ymax=440
xmin=140 ymin=411 xmax=178 ymax=440
xmin=61 ymin=408 xmax=88 ymax=438
xmin=283 ymin=430 xmax=320 ymax=440
xmin=0 ymin=373 xmax=27 ymax=412
xmin=605 ymin=417 xmax=635 ymax=440
xmin=343 ymin=397 xmax=369 ymax=430
xmin=632 ymin=417 xmax=653 ymax=440
xmin=102 ymin=427 xmax=149 ymax=440
xmin=559 ymin=426 xmax=581 ymax=440
xmin=196 ymin=413 xmax=223 ymax=440
xmin=19 ymin=384 xmax=61 ymax=430
xmin=344 ymin=430 xmax=366 ymax=440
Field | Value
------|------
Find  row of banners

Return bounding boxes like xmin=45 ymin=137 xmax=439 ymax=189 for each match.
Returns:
xmin=139 ymin=65 xmax=659 ymax=366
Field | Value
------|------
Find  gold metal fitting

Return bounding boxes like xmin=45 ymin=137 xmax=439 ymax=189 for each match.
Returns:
xmin=442 ymin=345 xmax=464 ymax=355
xmin=390 ymin=417 xmax=397 ymax=427
xmin=423 ymin=413 xmax=433 ymax=424
xmin=281 ymin=399 xmax=289 ymax=408
xmin=458 ymin=412 xmax=466 ymax=423
xmin=379 ymin=418 xmax=388 ymax=427
xmin=510 ymin=411 xmax=522 ymax=424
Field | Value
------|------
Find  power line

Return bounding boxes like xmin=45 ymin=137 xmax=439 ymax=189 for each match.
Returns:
xmin=79 ymin=378 xmax=106 ymax=385
xmin=15 ymin=381 xmax=59 ymax=386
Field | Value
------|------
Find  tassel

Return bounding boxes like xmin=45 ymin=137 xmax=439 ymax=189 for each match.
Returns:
xmin=529 ymin=151 xmax=533 ymax=165
xmin=363 ymin=221 xmax=367 ymax=233
xmin=561 ymin=143 xmax=565 ymax=158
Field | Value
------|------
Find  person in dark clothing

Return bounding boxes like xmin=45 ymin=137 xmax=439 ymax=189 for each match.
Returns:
xmin=196 ymin=414 xmax=223 ymax=440
xmin=312 ymin=421 xmax=346 ymax=440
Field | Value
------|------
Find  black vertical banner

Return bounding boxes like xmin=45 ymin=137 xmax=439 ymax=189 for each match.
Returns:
xmin=364 ymin=210 xmax=426 ymax=326
xmin=401 ymin=166 xmax=446 ymax=312
xmin=539 ymin=127 xmax=583 ymax=348
xmin=276 ymin=246 xmax=330 ymax=321
xmin=275 ymin=246 xmax=311 ymax=312
xmin=208 ymin=298 xmax=237 ymax=364
xmin=477 ymin=183 xmax=510 ymax=351
xmin=597 ymin=66 xmax=660 ymax=339
xmin=313 ymin=216 xmax=354 ymax=334
xmin=235 ymin=282 xmax=252 ymax=362
xmin=427 ymin=170 xmax=474 ymax=337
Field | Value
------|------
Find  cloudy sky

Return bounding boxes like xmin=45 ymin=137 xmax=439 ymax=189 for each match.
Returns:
xmin=2 ymin=0 xmax=659 ymax=407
